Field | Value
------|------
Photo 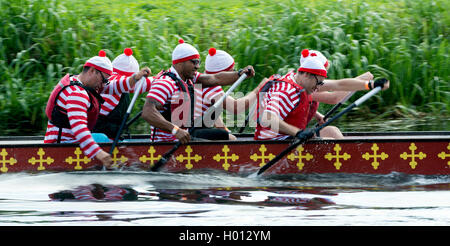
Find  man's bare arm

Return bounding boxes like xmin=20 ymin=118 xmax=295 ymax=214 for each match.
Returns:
xmin=198 ymin=65 xmax=255 ymax=87
xmin=141 ymin=98 xmax=174 ymax=132
xmin=141 ymin=98 xmax=191 ymax=144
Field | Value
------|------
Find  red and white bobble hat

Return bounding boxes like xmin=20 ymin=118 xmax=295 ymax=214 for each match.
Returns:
xmin=112 ymin=48 xmax=140 ymax=76
xmin=172 ymin=39 xmax=200 ymax=64
xmin=300 ymin=49 xmax=330 ymax=70
xmin=205 ymin=48 xmax=235 ymax=74
xmin=298 ymin=56 xmax=328 ymax=78
xmin=84 ymin=50 xmax=113 ymax=75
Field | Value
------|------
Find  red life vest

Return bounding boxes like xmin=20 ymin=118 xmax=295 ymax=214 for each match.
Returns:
xmin=255 ymin=74 xmax=312 ymax=139
xmin=45 ymin=74 xmax=102 ymax=131
xmin=307 ymin=101 xmax=319 ymax=123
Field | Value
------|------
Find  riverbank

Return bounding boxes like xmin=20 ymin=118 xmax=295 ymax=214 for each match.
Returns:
xmin=0 ymin=0 xmax=448 ymax=135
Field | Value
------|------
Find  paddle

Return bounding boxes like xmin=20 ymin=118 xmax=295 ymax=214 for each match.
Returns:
xmin=150 ymin=73 xmax=248 ymax=172
xmin=109 ymin=77 xmax=146 ymax=157
xmin=252 ymin=84 xmax=384 ymax=177
xmin=123 ymin=111 xmax=142 ymax=138
xmin=314 ymin=91 xmax=355 ymax=138
xmin=238 ymin=101 xmax=257 ymax=133
xmin=315 ymin=91 xmax=355 ymax=127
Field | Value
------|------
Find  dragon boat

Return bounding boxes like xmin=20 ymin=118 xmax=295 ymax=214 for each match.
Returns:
xmin=0 ymin=131 xmax=449 ymax=175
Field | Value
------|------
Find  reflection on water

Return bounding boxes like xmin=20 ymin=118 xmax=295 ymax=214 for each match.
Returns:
xmin=49 ymin=184 xmax=337 ymax=210
xmin=338 ymin=115 xmax=450 ymax=132
xmin=48 ymin=180 xmax=450 ymax=212
xmin=1 ymin=170 xmax=450 ymax=225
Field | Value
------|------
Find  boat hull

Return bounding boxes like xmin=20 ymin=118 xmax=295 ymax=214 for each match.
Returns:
xmin=0 ymin=132 xmax=449 ymax=175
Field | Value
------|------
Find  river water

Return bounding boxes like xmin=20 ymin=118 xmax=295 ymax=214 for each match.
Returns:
xmin=0 ymin=170 xmax=449 ymax=226
xmin=1 ymin=117 xmax=449 ymax=229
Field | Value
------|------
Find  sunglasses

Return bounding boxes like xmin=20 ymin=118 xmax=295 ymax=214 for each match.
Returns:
xmin=97 ymin=70 xmax=110 ymax=85
xmin=313 ymin=75 xmax=325 ymax=86
xmin=190 ymin=59 xmax=201 ymax=66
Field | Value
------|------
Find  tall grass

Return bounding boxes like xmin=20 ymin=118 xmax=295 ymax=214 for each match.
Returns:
xmin=0 ymin=0 xmax=448 ymax=135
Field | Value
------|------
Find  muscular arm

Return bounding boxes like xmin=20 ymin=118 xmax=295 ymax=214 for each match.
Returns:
xmin=197 ymin=71 xmax=241 ymax=87
xmin=318 ymin=72 xmax=374 ymax=92
xmin=312 ymin=91 xmax=352 ymax=104
xmin=221 ymin=77 xmax=267 ymax=114
xmin=141 ymin=98 xmax=176 ymax=133
xmin=318 ymin=78 xmax=368 ymax=92
xmin=129 ymin=67 xmax=151 ymax=88
xmin=198 ymin=65 xmax=255 ymax=87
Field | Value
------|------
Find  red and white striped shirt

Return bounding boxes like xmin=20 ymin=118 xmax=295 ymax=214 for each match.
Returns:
xmin=44 ymin=76 xmax=101 ymax=159
xmin=100 ymin=73 xmax=153 ymax=117
xmin=146 ymin=67 xmax=201 ymax=142
xmin=256 ymin=72 xmax=301 ymax=140
xmin=194 ymin=85 xmax=224 ymax=118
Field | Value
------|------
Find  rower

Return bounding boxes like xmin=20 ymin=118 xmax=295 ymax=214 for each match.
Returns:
xmin=301 ymin=49 xmax=390 ymax=138
xmin=44 ymin=50 xmax=114 ymax=168
xmin=196 ymin=48 xmax=268 ymax=141
xmin=255 ymin=52 xmax=390 ymax=141
xmin=92 ymin=48 xmax=152 ymax=140
xmin=255 ymin=56 xmax=329 ymax=140
xmin=141 ymin=39 xmax=255 ymax=144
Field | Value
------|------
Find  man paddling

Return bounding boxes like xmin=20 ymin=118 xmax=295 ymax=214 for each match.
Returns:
xmin=141 ymin=39 xmax=255 ymax=144
xmin=44 ymin=50 xmax=114 ymax=168
xmin=255 ymin=53 xmax=389 ymax=141
xmin=301 ymin=49 xmax=390 ymax=138
xmin=255 ymin=56 xmax=328 ymax=140
xmin=93 ymin=48 xmax=152 ymax=140
xmin=192 ymin=47 xmax=267 ymax=140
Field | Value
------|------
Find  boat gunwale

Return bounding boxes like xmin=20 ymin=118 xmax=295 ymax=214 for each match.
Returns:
xmin=0 ymin=131 xmax=449 ymax=148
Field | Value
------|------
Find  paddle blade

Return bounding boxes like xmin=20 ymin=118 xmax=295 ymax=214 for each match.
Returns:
xmin=150 ymin=157 xmax=168 ymax=171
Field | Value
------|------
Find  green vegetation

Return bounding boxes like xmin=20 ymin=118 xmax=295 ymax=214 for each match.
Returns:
xmin=0 ymin=0 xmax=448 ymax=135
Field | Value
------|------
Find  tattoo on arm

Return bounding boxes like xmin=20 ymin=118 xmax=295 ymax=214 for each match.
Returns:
xmin=147 ymin=98 xmax=163 ymax=110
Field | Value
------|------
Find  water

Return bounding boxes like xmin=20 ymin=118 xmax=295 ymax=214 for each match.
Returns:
xmin=0 ymin=170 xmax=449 ymax=226
xmin=338 ymin=115 xmax=450 ymax=132
xmin=2 ymin=117 xmax=449 ymax=227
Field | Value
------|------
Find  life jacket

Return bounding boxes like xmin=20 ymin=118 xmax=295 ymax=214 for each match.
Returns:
xmin=159 ymin=71 xmax=195 ymax=127
xmin=150 ymin=71 xmax=196 ymax=141
xmin=307 ymin=101 xmax=319 ymax=123
xmin=93 ymin=93 xmax=131 ymax=139
xmin=45 ymin=74 xmax=104 ymax=141
xmin=255 ymin=73 xmax=311 ymax=139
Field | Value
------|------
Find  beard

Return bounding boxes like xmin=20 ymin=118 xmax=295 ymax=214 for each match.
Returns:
xmin=183 ymin=69 xmax=196 ymax=81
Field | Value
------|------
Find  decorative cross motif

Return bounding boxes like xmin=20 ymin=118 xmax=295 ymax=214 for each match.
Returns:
xmin=400 ymin=143 xmax=426 ymax=169
xmin=176 ymin=145 xmax=202 ymax=170
xmin=437 ymin=143 xmax=450 ymax=166
xmin=28 ymin=148 xmax=54 ymax=171
xmin=287 ymin=145 xmax=313 ymax=171
xmin=65 ymin=147 xmax=91 ymax=170
xmin=324 ymin=144 xmax=351 ymax=170
xmin=111 ymin=147 xmax=128 ymax=167
xmin=0 ymin=148 xmax=17 ymax=173
xmin=139 ymin=146 xmax=161 ymax=168
xmin=250 ymin=144 xmax=275 ymax=167
xmin=213 ymin=145 xmax=239 ymax=171
xmin=362 ymin=143 xmax=389 ymax=170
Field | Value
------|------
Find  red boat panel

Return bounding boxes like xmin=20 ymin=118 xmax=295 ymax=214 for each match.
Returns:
xmin=0 ymin=134 xmax=449 ymax=175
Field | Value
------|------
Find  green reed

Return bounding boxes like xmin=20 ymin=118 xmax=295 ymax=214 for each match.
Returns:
xmin=0 ymin=0 xmax=448 ymax=135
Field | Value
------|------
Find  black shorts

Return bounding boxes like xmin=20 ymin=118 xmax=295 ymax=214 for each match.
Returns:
xmin=191 ymin=128 xmax=230 ymax=140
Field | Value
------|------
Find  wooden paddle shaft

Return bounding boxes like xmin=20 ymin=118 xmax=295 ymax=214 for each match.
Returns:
xmin=109 ymin=77 xmax=146 ymax=155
